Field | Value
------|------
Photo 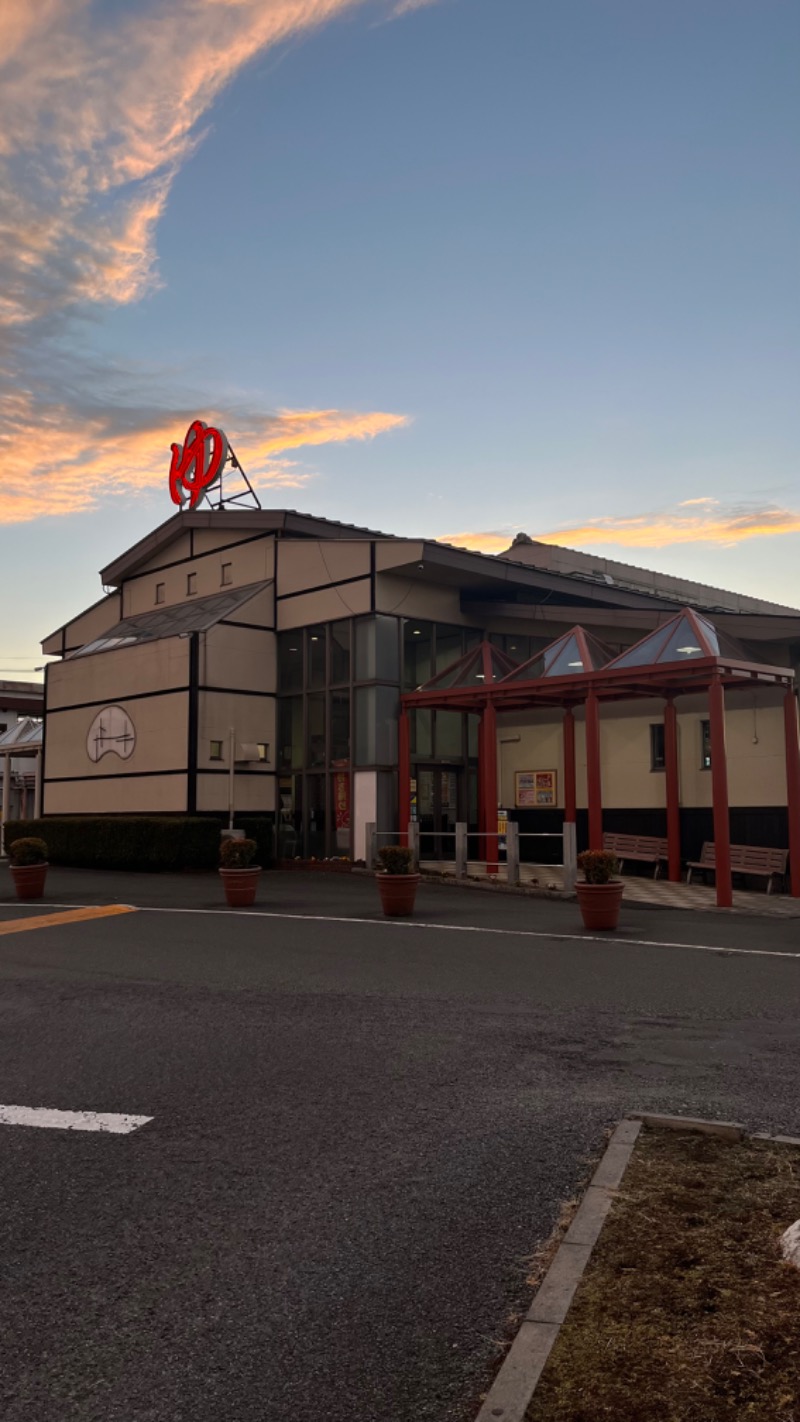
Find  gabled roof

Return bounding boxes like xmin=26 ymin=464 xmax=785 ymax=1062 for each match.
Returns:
xmin=416 ymin=641 xmax=520 ymax=691
xmin=0 ymin=717 xmax=42 ymax=751
xmin=68 ymin=581 xmax=271 ymax=660
xmin=499 ymin=627 xmax=614 ymax=683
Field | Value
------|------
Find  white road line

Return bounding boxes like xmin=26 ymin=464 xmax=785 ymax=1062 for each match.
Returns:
xmin=137 ymin=906 xmax=800 ymax=961
xmin=0 ymin=1105 xmax=152 ymax=1134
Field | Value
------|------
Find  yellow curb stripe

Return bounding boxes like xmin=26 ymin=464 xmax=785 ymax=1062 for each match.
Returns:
xmin=0 ymin=905 xmax=137 ymax=936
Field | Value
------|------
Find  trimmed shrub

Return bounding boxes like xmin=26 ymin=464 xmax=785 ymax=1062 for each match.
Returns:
xmin=3 ymin=817 xmax=221 ymax=872
xmin=377 ymin=845 xmax=415 ymax=875
xmin=7 ymin=836 xmax=48 ymax=866
xmin=220 ymin=837 xmax=257 ymax=869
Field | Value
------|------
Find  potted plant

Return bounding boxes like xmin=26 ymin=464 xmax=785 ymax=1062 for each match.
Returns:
xmin=376 ymin=844 xmax=420 ymax=917
xmin=219 ymin=837 xmax=260 ymax=907
xmin=575 ymin=849 xmax=623 ymax=931
xmin=7 ymin=837 xmax=49 ymax=900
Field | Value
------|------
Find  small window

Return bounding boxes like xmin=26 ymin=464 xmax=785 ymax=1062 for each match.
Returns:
xmin=209 ymin=739 xmax=224 ymax=761
xmin=257 ymin=742 xmax=269 ymax=763
xmin=701 ymin=720 xmax=712 ymax=770
xmin=650 ymin=723 xmax=665 ymax=771
xmin=187 ymin=572 xmax=197 ymax=595
xmin=0 ymin=723 xmax=6 ymax=734
xmin=221 ymin=563 xmax=232 ymax=586
xmin=155 ymin=582 xmax=165 ymax=604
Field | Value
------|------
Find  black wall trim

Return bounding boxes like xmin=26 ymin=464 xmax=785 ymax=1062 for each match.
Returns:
xmin=44 ymin=769 xmax=188 ymax=784
xmin=197 ymin=768 xmax=277 ymax=778
xmin=47 ymin=686 xmax=190 ymax=716
xmin=276 ymin=574 xmax=370 ymax=602
xmin=187 ymin=633 xmax=199 ymax=813
xmin=122 ymin=529 xmax=273 ymax=583
xmin=199 ymin=685 xmax=276 ymax=698
xmin=219 ymin=619 xmax=275 ymax=632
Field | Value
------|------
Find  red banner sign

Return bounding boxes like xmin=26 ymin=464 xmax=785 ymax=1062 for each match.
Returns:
xmin=334 ymin=771 xmax=350 ymax=830
xmin=169 ymin=420 xmax=228 ymax=508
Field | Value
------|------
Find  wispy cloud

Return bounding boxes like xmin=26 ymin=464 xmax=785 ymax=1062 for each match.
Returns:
xmin=0 ymin=0 xmax=414 ymax=523
xmin=389 ymin=0 xmax=446 ymax=15
xmin=442 ymin=502 xmax=800 ymax=555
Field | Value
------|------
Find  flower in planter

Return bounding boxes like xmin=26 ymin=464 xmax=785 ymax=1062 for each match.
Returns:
xmin=8 ymin=837 xmax=48 ymax=866
xmin=377 ymin=845 xmax=415 ymax=876
xmin=219 ymin=838 xmax=257 ymax=869
xmin=577 ymin=850 xmax=619 ymax=884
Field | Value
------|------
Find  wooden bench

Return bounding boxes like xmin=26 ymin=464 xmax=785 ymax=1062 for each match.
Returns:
xmin=603 ymin=832 xmax=669 ymax=878
xmin=687 ymin=842 xmax=788 ymax=894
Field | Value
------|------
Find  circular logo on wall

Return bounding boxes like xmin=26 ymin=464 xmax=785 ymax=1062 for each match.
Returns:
xmin=86 ymin=705 xmax=137 ymax=763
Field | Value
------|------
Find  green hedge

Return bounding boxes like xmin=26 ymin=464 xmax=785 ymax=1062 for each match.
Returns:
xmin=4 ymin=817 xmax=221 ymax=872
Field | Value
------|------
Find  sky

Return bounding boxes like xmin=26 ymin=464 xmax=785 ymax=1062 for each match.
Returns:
xmin=1 ymin=0 xmax=798 ymax=676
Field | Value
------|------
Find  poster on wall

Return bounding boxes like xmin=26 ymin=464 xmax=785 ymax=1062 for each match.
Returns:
xmin=515 ymin=770 xmax=557 ymax=807
xmin=333 ymin=771 xmax=351 ymax=830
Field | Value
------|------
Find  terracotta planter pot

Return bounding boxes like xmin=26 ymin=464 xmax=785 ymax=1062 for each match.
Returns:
xmin=219 ymin=866 xmax=261 ymax=907
xmin=575 ymin=880 xmax=623 ymax=931
xmin=9 ymin=862 xmax=49 ymax=901
xmin=377 ymin=872 xmax=420 ymax=917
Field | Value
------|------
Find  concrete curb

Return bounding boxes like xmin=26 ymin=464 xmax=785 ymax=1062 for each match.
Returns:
xmin=473 ymin=1118 xmax=641 ymax=1422
xmin=474 ymin=1111 xmax=800 ymax=1421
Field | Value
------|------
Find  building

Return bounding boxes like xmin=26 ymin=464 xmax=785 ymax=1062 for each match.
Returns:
xmin=0 ymin=681 xmax=44 ymax=824
xmin=38 ymin=501 xmax=800 ymax=897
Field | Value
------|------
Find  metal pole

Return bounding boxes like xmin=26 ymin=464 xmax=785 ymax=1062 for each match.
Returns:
xmin=562 ymin=821 xmax=577 ymax=891
xmin=408 ymin=820 xmax=420 ymax=869
xmin=783 ymin=689 xmax=800 ymax=897
xmin=482 ymin=701 xmax=499 ymax=875
xmin=398 ymin=709 xmax=411 ymax=847
xmin=33 ymin=749 xmax=42 ymax=821
xmin=365 ymin=821 xmax=376 ymax=870
xmin=664 ymin=698 xmax=682 ymax=882
xmin=708 ymin=678 xmax=732 ymax=908
xmin=506 ymin=819 xmax=519 ymax=886
xmin=585 ymin=691 xmax=603 ymax=850
xmin=228 ymin=726 xmax=235 ymax=831
xmin=1 ymin=751 xmax=10 ymax=858
xmin=455 ymin=821 xmax=467 ymax=879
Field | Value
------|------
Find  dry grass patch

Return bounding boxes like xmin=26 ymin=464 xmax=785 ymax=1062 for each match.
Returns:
xmin=526 ymin=1130 xmax=800 ymax=1422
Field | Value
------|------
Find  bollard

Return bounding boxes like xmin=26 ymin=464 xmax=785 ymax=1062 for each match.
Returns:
xmin=455 ymin=822 xmax=468 ymax=879
xmin=506 ymin=820 xmax=520 ymax=886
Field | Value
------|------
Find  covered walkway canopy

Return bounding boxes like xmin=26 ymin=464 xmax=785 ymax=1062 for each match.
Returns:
xmin=0 ymin=717 xmax=43 ymax=856
xmin=400 ymin=608 xmax=800 ymax=907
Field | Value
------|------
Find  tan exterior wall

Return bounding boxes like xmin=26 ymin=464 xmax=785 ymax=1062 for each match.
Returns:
xmin=277 ymin=540 xmax=371 ymax=597
xmin=277 ymin=580 xmax=371 ymax=629
xmin=201 ymin=625 xmax=276 ymax=694
xmin=47 ymin=638 xmax=190 ymax=710
xmin=375 ymin=573 xmax=468 ymax=624
xmin=499 ymin=689 xmax=788 ymax=811
xmin=42 ymin=593 xmax=122 ymax=657
xmin=196 ymin=771 xmax=276 ymax=814
xmin=44 ymin=774 xmax=188 ymax=815
xmin=132 ymin=532 xmax=192 ymax=575
xmin=45 ymin=690 xmax=188 ymax=782
xmin=122 ymin=536 xmax=275 ymax=615
xmin=197 ymin=690 xmax=275 ymax=772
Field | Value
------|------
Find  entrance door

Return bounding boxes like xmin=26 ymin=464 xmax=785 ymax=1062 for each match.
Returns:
xmin=416 ymin=766 xmax=461 ymax=861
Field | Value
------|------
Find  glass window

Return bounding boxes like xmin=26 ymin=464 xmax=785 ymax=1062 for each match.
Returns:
xmin=306 ymin=775 xmax=327 ymax=859
xmin=701 ymin=720 xmax=712 ymax=770
xmin=435 ymin=626 xmax=463 ymax=676
xmin=463 ymin=628 xmax=482 ymax=654
xmin=355 ymin=685 xmax=399 ymax=765
xmin=279 ymin=696 xmax=303 ymax=770
xmin=403 ymin=619 xmax=432 ymax=689
xmin=356 ymin=616 xmax=399 ymax=682
xmin=278 ymin=633 xmax=303 ymax=693
xmin=155 ymin=583 xmax=165 ymax=605
xmin=435 ymin=710 xmax=463 ymax=759
xmin=257 ymin=743 xmax=269 ymax=762
xmin=411 ymin=707 xmax=432 ymax=757
xmin=187 ymin=572 xmax=197 ymax=595
xmin=209 ymin=739 xmax=223 ymax=761
xmin=307 ymin=692 xmax=326 ymax=767
xmin=355 ymin=619 xmax=375 ymax=681
xmin=221 ymin=563 xmax=232 ymax=586
xmin=308 ymin=625 xmax=327 ymax=689
xmin=467 ymin=713 xmax=480 ymax=758
xmin=650 ymin=723 xmax=665 ymax=771
xmin=330 ymin=620 xmax=350 ymax=684
xmin=330 ymin=693 xmax=350 ymax=764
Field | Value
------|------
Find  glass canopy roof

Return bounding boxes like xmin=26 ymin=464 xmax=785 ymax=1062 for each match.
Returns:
xmin=418 ymin=641 xmax=520 ymax=690
xmin=605 ymin=609 xmax=751 ymax=670
xmin=499 ymin=627 xmax=614 ymax=683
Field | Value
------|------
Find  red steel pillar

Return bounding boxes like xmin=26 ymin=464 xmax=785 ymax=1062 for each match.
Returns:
xmin=664 ymin=698 xmax=682 ymax=883
xmin=585 ymin=690 xmax=603 ymax=850
xmin=398 ymin=708 xmax=412 ymax=847
xmin=708 ymin=677 xmax=732 ymax=908
xmin=481 ymin=701 xmax=499 ymax=874
xmin=563 ymin=707 xmax=576 ymax=824
xmin=783 ymin=689 xmax=800 ymax=897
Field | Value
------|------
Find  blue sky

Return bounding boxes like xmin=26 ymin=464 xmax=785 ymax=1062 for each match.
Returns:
xmin=1 ymin=0 xmax=798 ymax=675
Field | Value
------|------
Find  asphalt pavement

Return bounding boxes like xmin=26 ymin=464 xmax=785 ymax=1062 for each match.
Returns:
xmin=1 ymin=868 xmax=800 ymax=1422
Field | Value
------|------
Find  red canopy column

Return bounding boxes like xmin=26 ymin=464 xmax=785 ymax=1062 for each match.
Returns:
xmin=563 ymin=707 xmax=576 ymax=824
xmin=480 ymin=700 xmax=499 ymax=874
xmin=398 ymin=707 xmax=412 ymax=847
xmin=783 ymin=688 xmax=800 ymax=897
xmin=708 ymin=676 xmax=732 ymax=908
xmin=585 ymin=690 xmax=603 ymax=850
xmin=664 ymin=698 xmax=682 ymax=882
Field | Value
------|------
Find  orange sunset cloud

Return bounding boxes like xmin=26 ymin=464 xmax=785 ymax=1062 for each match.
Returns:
xmin=442 ymin=504 xmax=800 ymax=556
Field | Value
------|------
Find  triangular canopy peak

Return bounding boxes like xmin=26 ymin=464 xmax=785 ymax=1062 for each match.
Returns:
xmin=418 ymin=641 xmax=520 ymax=691
xmin=499 ymin=627 xmax=614 ymax=683
xmin=605 ymin=608 xmax=749 ymax=671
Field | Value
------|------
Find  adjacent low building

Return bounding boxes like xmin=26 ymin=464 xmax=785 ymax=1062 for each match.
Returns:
xmin=37 ymin=504 xmax=800 ymax=889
